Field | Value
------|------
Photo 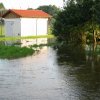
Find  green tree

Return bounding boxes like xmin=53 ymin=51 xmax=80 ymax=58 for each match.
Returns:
xmin=37 ymin=5 xmax=60 ymax=18
xmin=37 ymin=5 xmax=60 ymax=31
xmin=53 ymin=0 xmax=84 ymax=42
xmin=0 ymin=3 xmax=6 ymax=17
xmin=0 ymin=3 xmax=5 ymax=10
xmin=27 ymin=8 xmax=33 ymax=10
xmin=53 ymin=0 xmax=100 ymax=43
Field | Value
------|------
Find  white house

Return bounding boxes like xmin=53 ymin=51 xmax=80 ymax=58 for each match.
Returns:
xmin=2 ymin=9 xmax=51 ymax=37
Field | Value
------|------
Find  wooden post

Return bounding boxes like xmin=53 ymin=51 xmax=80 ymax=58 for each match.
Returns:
xmin=93 ymin=30 xmax=96 ymax=44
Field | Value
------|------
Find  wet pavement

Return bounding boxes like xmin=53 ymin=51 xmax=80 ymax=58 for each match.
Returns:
xmin=0 ymin=43 xmax=100 ymax=100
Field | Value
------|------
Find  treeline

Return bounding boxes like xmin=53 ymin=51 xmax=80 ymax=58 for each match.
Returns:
xmin=36 ymin=5 xmax=60 ymax=29
xmin=53 ymin=0 xmax=100 ymax=43
xmin=0 ymin=3 xmax=6 ymax=17
xmin=0 ymin=3 xmax=5 ymax=10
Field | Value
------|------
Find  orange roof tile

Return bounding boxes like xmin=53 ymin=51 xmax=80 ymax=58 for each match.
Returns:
xmin=2 ymin=9 xmax=52 ymax=18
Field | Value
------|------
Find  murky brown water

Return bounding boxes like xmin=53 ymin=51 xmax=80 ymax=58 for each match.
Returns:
xmin=0 ymin=40 xmax=100 ymax=100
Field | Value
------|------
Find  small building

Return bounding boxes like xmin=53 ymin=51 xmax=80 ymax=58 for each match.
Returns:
xmin=2 ymin=9 xmax=51 ymax=37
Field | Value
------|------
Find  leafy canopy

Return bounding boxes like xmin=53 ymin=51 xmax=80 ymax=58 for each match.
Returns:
xmin=0 ymin=3 xmax=5 ymax=10
xmin=53 ymin=0 xmax=100 ymax=43
xmin=37 ymin=5 xmax=60 ymax=18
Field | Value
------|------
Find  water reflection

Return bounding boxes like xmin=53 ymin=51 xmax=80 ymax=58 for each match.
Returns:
xmin=57 ymin=43 xmax=100 ymax=66
xmin=0 ymin=40 xmax=100 ymax=100
xmin=4 ymin=38 xmax=48 ymax=47
xmin=56 ymin=43 xmax=100 ymax=100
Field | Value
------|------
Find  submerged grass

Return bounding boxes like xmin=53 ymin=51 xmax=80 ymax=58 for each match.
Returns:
xmin=30 ymin=43 xmax=55 ymax=48
xmin=0 ymin=42 xmax=56 ymax=59
xmin=0 ymin=45 xmax=34 ymax=59
xmin=0 ymin=35 xmax=55 ymax=59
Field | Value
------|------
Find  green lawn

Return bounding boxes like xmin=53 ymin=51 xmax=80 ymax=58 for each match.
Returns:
xmin=0 ymin=45 xmax=34 ymax=59
xmin=0 ymin=34 xmax=55 ymax=59
xmin=0 ymin=34 xmax=54 ymax=41
xmin=0 ymin=25 xmax=4 ymax=36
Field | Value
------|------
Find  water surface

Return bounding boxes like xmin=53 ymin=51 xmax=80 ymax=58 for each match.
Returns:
xmin=0 ymin=41 xmax=100 ymax=100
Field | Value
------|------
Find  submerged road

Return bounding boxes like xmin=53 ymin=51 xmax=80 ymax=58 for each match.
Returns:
xmin=0 ymin=47 xmax=100 ymax=100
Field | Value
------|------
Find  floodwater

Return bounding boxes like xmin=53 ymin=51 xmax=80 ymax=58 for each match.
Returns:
xmin=0 ymin=39 xmax=100 ymax=100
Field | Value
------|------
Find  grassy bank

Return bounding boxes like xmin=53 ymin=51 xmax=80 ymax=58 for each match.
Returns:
xmin=0 ymin=25 xmax=4 ymax=36
xmin=0 ymin=45 xmax=34 ymax=59
xmin=0 ymin=42 xmax=56 ymax=59
xmin=0 ymin=34 xmax=55 ymax=59
xmin=0 ymin=34 xmax=54 ymax=41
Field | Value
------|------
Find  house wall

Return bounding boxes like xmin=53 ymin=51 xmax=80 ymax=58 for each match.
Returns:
xmin=37 ymin=18 xmax=48 ymax=35
xmin=4 ymin=18 xmax=48 ymax=37
xmin=20 ymin=18 xmax=48 ymax=36
xmin=4 ymin=18 xmax=21 ymax=37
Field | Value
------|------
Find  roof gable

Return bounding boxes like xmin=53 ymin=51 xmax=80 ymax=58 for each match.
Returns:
xmin=2 ymin=9 xmax=52 ymax=18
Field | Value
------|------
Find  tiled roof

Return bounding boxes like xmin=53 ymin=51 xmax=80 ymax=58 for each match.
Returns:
xmin=2 ymin=9 xmax=52 ymax=18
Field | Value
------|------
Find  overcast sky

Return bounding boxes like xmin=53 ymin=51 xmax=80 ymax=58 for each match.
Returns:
xmin=0 ymin=0 xmax=64 ymax=9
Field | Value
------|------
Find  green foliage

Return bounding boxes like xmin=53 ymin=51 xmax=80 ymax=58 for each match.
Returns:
xmin=53 ymin=0 xmax=100 ymax=43
xmin=37 ymin=5 xmax=60 ymax=29
xmin=0 ymin=3 xmax=5 ymax=10
xmin=0 ymin=45 xmax=34 ymax=59
xmin=37 ymin=5 xmax=60 ymax=18
xmin=27 ymin=8 xmax=33 ymax=10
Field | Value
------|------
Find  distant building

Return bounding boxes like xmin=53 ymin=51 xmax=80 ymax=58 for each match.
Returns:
xmin=2 ymin=9 xmax=52 ymax=37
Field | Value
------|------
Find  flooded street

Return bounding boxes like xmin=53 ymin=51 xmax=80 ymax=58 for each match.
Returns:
xmin=0 ymin=47 xmax=68 ymax=100
xmin=0 ymin=40 xmax=100 ymax=100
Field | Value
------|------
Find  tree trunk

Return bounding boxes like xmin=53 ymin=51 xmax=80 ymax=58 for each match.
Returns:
xmin=81 ymin=33 xmax=86 ymax=44
xmin=93 ymin=30 xmax=96 ymax=43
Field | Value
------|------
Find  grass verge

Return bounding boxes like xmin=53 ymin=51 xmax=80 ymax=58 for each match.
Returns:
xmin=0 ymin=34 xmax=55 ymax=41
xmin=0 ymin=45 xmax=34 ymax=59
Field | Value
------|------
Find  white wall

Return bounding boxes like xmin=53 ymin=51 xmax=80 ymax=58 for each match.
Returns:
xmin=4 ymin=18 xmax=48 ymax=37
xmin=21 ymin=18 xmax=48 ymax=36
xmin=21 ymin=18 xmax=36 ymax=36
xmin=4 ymin=19 xmax=21 ymax=37
xmin=37 ymin=18 xmax=48 ymax=35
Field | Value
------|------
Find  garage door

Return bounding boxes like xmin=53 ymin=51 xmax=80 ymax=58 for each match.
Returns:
xmin=5 ymin=21 xmax=14 ymax=37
